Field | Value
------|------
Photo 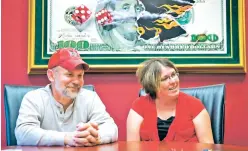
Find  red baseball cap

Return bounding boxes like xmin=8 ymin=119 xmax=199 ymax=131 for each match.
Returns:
xmin=48 ymin=48 xmax=89 ymax=71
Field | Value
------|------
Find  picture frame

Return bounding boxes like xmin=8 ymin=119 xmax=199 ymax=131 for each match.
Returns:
xmin=28 ymin=0 xmax=246 ymax=74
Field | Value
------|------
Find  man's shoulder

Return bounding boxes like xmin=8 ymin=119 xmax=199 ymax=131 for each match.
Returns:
xmin=24 ymin=85 xmax=50 ymax=96
xmin=22 ymin=85 xmax=51 ymax=106
xmin=75 ymin=88 xmax=98 ymax=106
xmin=79 ymin=87 xmax=95 ymax=94
xmin=77 ymin=88 xmax=96 ymax=98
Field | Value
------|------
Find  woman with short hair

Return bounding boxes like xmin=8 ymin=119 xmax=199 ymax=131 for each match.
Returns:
xmin=127 ymin=58 xmax=214 ymax=143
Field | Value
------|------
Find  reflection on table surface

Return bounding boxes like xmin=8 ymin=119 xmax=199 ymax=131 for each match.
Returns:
xmin=2 ymin=141 xmax=248 ymax=151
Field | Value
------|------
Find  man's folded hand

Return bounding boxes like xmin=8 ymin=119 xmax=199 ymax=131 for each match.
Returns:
xmin=74 ymin=122 xmax=101 ymax=147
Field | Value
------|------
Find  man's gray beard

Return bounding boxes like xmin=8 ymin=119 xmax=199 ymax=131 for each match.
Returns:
xmin=54 ymin=81 xmax=80 ymax=99
xmin=63 ymin=89 xmax=79 ymax=99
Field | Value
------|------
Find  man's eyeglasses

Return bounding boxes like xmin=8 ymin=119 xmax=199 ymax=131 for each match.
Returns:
xmin=161 ymin=72 xmax=179 ymax=83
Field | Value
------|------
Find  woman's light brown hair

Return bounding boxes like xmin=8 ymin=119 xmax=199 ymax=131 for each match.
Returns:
xmin=136 ymin=58 xmax=178 ymax=100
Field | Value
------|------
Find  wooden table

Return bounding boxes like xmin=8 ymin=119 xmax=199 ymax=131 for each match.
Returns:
xmin=2 ymin=141 xmax=248 ymax=151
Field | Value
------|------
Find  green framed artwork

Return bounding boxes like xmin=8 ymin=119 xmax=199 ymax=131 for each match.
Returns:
xmin=28 ymin=0 xmax=246 ymax=74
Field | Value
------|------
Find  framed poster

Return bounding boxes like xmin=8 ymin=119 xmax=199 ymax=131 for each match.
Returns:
xmin=28 ymin=0 xmax=246 ymax=74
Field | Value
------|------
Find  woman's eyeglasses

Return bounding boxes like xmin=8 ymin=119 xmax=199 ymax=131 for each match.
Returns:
xmin=161 ymin=72 xmax=179 ymax=83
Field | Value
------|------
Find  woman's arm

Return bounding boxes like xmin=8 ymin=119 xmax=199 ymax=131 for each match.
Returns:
xmin=126 ymin=109 xmax=143 ymax=141
xmin=193 ymin=109 xmax=214 ymax=144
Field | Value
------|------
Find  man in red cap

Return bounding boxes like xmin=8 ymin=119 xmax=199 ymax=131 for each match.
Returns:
xmin=15 ymin=48 xmax=118 ymax=146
